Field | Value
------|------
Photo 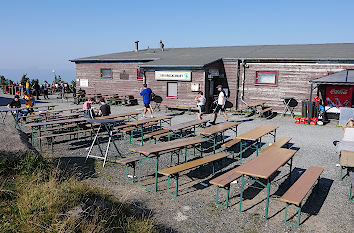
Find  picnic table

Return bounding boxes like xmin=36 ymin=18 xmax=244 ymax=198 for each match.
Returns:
xmin=0 ymin=107 xmax=23 ymax=129
xmin=165 ymin=119 xmax=208 ymax=138
xmin=25 ymin=111 xmax=85 ymax=123
xmin=199 ymin=121 xmax=239 ymax=152
xmin=27 ymin=104 xmax=58 ymax=111
xmin=86 ymin=118 xmax=122 ymax=167
xmin=236 ymin=125 xmax=278 ymax=162
xmin=237 ymin=147 xmax=297 ymax=220
xmin=130 ymin=136 xmax=208 ymax=192
xmin=26 ymin=117 xmax=89 ymax=147
xmin=33 ymin=107 xmax=82 ymax=115
xmin=96 ymin=111 xmax=140 ymax=121
xmin=126 ymin=115 xmax=173 ymax=145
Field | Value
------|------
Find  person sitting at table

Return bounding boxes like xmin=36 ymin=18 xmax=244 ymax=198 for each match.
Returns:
xmin=7 ymin=95 xmax=21 ymax=109
xmin=83 ymin=98 xmax=94 ymax=111
xmin=99 ymin=98 xmax=111 ymax=117
xmin=334 ymin=118 xmax=354 ymax=154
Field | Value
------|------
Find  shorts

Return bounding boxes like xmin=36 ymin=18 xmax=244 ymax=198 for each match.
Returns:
xmin=144 ymin=103 xmax=151 ymax=108
xmin=213 ymin=104 xmax=225 ymax=113
xmin=198 ymin=105 xmax=206 ymax=114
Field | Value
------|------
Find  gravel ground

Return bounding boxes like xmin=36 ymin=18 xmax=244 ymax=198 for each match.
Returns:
xmin=1 ymin=93 xmax=353 ymax=233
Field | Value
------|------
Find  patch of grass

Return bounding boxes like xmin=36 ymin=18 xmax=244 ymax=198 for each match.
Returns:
xmin=0 ymin=153 xmax=156 ymax=233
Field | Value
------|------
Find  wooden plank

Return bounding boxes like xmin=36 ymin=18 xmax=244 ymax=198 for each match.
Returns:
xmin=158 ymin=152 xmax=228 ymax=176
xmin=116 ymin=155 xmax=142 ymax=165
xmin=236 ymin=147 xmax=297 ymax=179
xmin=261 ymin=136 xmax=292 ymax=153
xmin=131 ymin=136 xmax=208 ymax=155
xmin=280 ymin=166 xmax=323 ymax=206
xmin=237 ymin=125 xmax=278 ymax=141
xmin=165 ymin=119 xmax=208 ymax=131
xmin=127 ymin=115 xmax=172 ymax=126
xmin=210 ymin=167 xmax=242 ymax=187
xmin=25 ymin=117 xmax=88 ymax=127
xmin=221 ymin=138 xmax=241 ymax=148
xmin=198 ymin=122 xmax=239 ymax=136
xmin=247 ymin=101 xmax=266 ymax=108
xmin=340 ymin=150 xmax=354 ymax=167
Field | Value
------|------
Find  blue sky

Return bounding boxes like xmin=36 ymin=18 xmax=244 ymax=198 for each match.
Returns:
xmin=1 ymin=0 xmax=353 ymax=82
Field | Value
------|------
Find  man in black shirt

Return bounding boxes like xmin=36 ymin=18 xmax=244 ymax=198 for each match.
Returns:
xmin=7 ymin=95 xmax=21 ymax=108
xmin=99 ymin=98 xmax=111 ymax=116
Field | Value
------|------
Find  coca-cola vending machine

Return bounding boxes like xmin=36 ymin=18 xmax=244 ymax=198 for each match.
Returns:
xmin=325 ymin=85 xmax=353 ymax=111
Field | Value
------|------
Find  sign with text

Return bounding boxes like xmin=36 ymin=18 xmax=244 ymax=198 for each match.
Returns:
xmin=155 ymin=71 xmax=191 ymax=81
xmin=325 ymin=85 xmax=353 ymax=109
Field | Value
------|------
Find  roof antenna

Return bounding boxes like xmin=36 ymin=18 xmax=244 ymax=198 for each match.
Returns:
xmin=160 ymin=40 xmax=164 ymax=51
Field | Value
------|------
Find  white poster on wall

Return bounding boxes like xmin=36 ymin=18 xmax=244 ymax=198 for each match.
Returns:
xmin=80 ymin=79 xmax=88 ymax=87
xmin=155 ymin=71 xmax=191 ymax=81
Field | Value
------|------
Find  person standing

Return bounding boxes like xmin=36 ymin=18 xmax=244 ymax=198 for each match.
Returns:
xmin=139 ymin=84 xmax=153 ymax=118
xmin=60 ymin=81 xmax=66 ymax=99
xmin=25 ymin=80 xmax=31 ymax=94
xmin=43 ymin=81 xmax=49 ymax=99
xmin=210 ymin=85 xmax=229 ymax=125
xmin=99 ymin=98 xmax=111 ymax=117
xmin=195 ymin=91 xmax=206 ymax=120
xmin=33 ymin=81 xmax=40 ymax=100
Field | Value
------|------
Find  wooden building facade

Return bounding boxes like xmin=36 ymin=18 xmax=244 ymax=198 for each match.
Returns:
xmin=71 ymin=43 xmax=354 ymax=114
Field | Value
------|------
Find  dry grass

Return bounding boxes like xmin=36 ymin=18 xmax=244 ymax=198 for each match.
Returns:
xmin=0 ymin=154 xmax=156 ymax=233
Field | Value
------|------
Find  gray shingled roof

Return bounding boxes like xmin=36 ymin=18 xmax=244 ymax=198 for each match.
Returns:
xmin=310 ymin=69 xmax=354 ymax=84
xmin=70 ymin=43 xmax=354 ymax=67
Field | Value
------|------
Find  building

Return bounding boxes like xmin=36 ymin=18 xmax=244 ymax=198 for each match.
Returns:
xmin=70 ymin=43 xmax=354 ymax=114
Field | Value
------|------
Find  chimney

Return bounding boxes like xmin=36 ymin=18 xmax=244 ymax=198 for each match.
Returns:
xmin=159 ymin=40 xmax=164 ymax=51
xmin=135 ymin=41 xmax=139 ymax=52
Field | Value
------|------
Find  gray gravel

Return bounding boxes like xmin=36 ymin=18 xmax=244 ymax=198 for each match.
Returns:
xmin=2 ymin=93 xmax=353 ymax=233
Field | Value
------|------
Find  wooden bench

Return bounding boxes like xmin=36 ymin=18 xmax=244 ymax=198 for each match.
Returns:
xmin=210 ymin=167 xmax=242 ymax=208
xmin=258 ymin=107 xmax=273 ymax=118
xmin=116 ymin=155 xmax=144 ymax=183
xmin=221 ymin=138 xmax=241 ymax=158
xmin=158 ymin=152 xmax=229 ymax=196
xmin=122 ymin=122 xmax=159 ymax=143
xmin=279 ymin=166 xmax=323 ymax=226
xmin=163 ymin=104 xmax=198 ymax=114
xmin=340 ymin=150 xmax=354 ymax=181
xmin=144 ymin=129 xmax=170 ymax=143
xmin=261 ymin=136 xmax=292 ymax=153
xmin=39 ymin=129 xmax=93 ymax=152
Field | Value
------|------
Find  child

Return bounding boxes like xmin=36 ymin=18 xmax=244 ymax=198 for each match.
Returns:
xmin=195 ymin=91 xmax=206 ymax=120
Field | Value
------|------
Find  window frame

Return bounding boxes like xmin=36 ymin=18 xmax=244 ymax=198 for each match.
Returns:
xmin=167 ymin=82 xmax=178 ymax=98
xmin=100 ymin=68 xmax=113 ymax=79
xmin=255 ymin=71 xmax=277 ymax=86
xmin=137 ymin=68 xmax=144 ymax=81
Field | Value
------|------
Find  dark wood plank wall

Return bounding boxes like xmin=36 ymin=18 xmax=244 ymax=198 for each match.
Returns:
xmin=76 ymin=63 xmax=143 ymax=96
xmin=239 ymin=63 xmax=354 ymax=114
xmin=145 ymin=71 xmax=205 ymax=107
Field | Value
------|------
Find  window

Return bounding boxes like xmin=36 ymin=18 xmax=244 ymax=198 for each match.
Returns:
xmin=137 ymin=68 xmax=144 ymax=80
xmin=167 ymin=82 xmax=177 ymax=97
xmin=255 ymin=71 xmax=277 ymax=85
xmin=101 ymin=68 xmax=112 ymax=78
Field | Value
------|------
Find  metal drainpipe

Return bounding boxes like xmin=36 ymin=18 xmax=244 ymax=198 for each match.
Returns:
xmin=240 ymin=59 xmax=247 ymax=105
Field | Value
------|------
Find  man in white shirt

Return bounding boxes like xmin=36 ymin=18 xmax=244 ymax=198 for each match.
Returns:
xmin=210 ymin=85 xmax=229 ymax=125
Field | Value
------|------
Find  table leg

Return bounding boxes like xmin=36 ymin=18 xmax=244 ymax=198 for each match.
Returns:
xmin=239 ymin=175 xmax=245 ymax=212
xmin=262 ymin=179 xmax=271 ymax=220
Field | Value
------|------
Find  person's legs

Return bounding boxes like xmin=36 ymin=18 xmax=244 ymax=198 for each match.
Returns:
xmin=147 ymin=107 xmax=153 ymax=118
xmin=222 ymin=110 xmax=229 ymax=121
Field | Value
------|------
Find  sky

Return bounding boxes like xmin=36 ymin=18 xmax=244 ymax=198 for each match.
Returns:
xmin=0 ymin=0 xmax=354 ymax=83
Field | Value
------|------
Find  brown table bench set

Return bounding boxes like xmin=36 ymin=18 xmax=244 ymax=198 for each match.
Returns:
xmin=234 ymin=101 xmax=273 ymax=118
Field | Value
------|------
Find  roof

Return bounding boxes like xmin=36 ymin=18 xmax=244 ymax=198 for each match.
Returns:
xmin=70 ymin=43 xmax=354 ymax=67
xmin=310 ymin=69 xmax=354 ymax=85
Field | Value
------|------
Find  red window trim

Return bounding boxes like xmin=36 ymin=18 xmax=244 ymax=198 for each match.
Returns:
xmin=167 ymin=82 xmax=178 ymax=97
xmin=255 ymin=71 xmax=277 ymax=86
xmin=137 ymin=68 xmax=144 ymax=80
xmin=100 ymin=68 xmax=112 ymax=79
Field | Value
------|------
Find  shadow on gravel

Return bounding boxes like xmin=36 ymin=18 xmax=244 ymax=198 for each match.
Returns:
xmin=53 ymin=156 xmax=97 ymax=180
xmin=0 ymin=96 xmax=15 ymax=106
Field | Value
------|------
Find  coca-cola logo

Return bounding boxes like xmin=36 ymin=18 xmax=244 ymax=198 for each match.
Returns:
xmin=330 ymin=89 xmax=348 ymax=95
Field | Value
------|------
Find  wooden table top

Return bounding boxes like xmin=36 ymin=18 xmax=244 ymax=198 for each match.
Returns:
xmin=237 ymin=125 xmax=278 ymax=141
xmin=130 ymin=136 xmax=208 ymax=155
xmin=25 ymin=117 xmax=88 ymax=128
xmin=96 ymin=112 xmax=139 ymax=120
xmin=198 ymin=122 xmax=239 ymax=136
xmin=236 ymin=147 xmax=297 ymax=179
xmin=34 ymin=107 xmax=81 ymax=115
xmin=247 ymin=101 xmax=266 ymax=108
xmin=340 ymin=150 xmax=354 ymax=167
xmin=166 ymin=119 xmax=208 ymax=131
xmin=127 ymin=115 xmax=173 ymax=126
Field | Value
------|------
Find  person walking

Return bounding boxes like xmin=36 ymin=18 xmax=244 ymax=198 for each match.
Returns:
xmin=43 ymin=81 xmax=49 ymax=99
xmin=195 ymin=91 xmax=206 ymax=120
xmin=210 ymin=85 xmax=229 ymax=125
xmin=60 ymin=81 xmax=66 ymax=99
xmin=33 ymin=81 xmax=40 ymax=100
xmin=139 ymin=84 xmax=153 ymax=118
